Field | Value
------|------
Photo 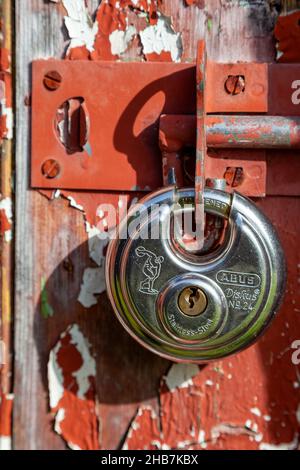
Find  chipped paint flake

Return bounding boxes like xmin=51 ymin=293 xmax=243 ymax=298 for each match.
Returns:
xmin=67 ymin=196 xmax=84 ymax=212
xmin=62 ymin=0 xmax=98 ymax=53
xmin=185 ymin=0 xmax=205 ymax=6
xmin=140 ymin=13 xmax=183 ymax=62
xmin=165 ymin=363 xmax=199 ymax=391
xmin=48 ymin=347 xmax=65 ymax=409
xmin=205 ymin=379 xmax=214 ymax=387
xmin=250 ymin=407 xmax=261 ymax=417
xmin=0 ymin=197 xmax=12 ymax=242
xmin=87 ymin=225 xmax=109 ymax=267
xmin=0 ymin=393 xmax=13 ymax=450
xmin=259 ymin=435 xmax=299 ymax=450
xmin=78 ymin=266 xmax=106 ymax=308
xmin=0 ymin=436 xmax=11 ymax=450
xmin=54 ymin=408 xmax=65 ymax=435
xmin=109 ymin=26 xmax=137 ymax=56
xmin=198 ymin=430 xmax=207 ymax=448
xmin=78 ymin=225 xmax=109 ymax=308
xmin=0 ymin=47 xmax=12 ymax=141
xmin=274 ymin=11 xmax=300 ymax=63
xmin=69 ymin=324 xmax=96 ymax=399
xmin=48 ymin=324 xmax=99 ymax=450
xmin=122 ymin=406 xmax=161 ymax=451
xmin=0 ymin=105 xmax=12 ymax=140
xmin=211 ymin=423 xmax=256 ymax=441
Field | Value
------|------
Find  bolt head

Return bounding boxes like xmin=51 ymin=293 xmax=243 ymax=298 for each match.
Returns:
xmin=41 ymin=159 xmax=60 ymax=179
xmin=43 ymin=71 xmax=62 ymax=91
xmin=225 ymin=75 xmax=245 ymax=95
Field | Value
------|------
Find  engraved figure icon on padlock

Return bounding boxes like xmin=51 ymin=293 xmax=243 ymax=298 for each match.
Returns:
xmin=106 ymin=187 xmax=286 ymax=363
xmin=135 ymin=247 xmax=164 ymax=295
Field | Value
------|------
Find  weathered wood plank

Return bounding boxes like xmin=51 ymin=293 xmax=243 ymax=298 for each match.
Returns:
xmin=0 ymin=0 xmax=14 ymax=451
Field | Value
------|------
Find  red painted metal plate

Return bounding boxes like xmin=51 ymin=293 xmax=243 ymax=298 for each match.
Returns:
xmin=206 ymin=61 xmax=268 ymax=113
xmin=32 ymin=61 xmax=300 ymax=192
xmin=31 ymin=60 xmax=196 ymax=191
xmin=206 ymin=150 xmax=266 ymax=197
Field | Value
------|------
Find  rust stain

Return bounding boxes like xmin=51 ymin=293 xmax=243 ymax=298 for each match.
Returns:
xmin=48 ymin=324 xmax=100 ymax=450
xmin=274 ymin=11 xmax=300 ymax=63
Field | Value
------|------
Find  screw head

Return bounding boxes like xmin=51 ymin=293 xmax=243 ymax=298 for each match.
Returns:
xmin=178 ymin=287 xmax=208 ymax=317
xmin=43 ymin=71 xmax=62 ymax=91
xmin=224 ymin=166 xmax=244 ymax=187
xmin=41 ymin=159 xmax=60 ymax=179
xmin=225 ymin=75 xmax=245 ymax=95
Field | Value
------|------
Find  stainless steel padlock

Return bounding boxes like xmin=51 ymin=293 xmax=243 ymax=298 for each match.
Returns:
xmin=106 ymin=188 xmax=286 ymax=362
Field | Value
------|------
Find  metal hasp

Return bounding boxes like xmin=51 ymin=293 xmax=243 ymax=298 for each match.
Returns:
xmin=31 ymin=53 xmax=300 ymax=195
xmin=194 ymin=41 xmax=206 ymax=251
xmin=159 ymin=41 xmax=300 ymax=203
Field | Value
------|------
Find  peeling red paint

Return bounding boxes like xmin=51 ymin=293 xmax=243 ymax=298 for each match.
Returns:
xmin=48 ymin=324 xmax=100 ymax=450
xmin=123 ymin=348 xmax=300 ymax=450
xmin=0 ymin=207 xmax=11 ymax=234
xmin=64 ymin=0 xmax=162 ymax=61
xmin=0 ymin=46 xmax=12 ymax=140
xmin=60 ymin=0 xmax=183 ymax=63
xmin=0 ymin=47 xmax=9 ymax=72
xmin=39 ymin=190 xmax=138 ymax=228
xmin=185 ymin=0 xmax=205 ymax=7
xmin=39 ymin=0 xmax=181 ymax=224
xmin=123 ymin=407 xmax=162 ymax=450
xmin=0 ymin=392 xmax=13 ymax=449
xmin=274 ymin=11 xmax=300 ymax=63
xmin=0 ymin=197 xmax=12 ymax=242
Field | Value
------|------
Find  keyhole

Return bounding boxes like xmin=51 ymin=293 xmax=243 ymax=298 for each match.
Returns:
xmin=178 ymin=286 xmax=208 ymax=317
xmin=189 ymin=288 xmax=199 ymax=309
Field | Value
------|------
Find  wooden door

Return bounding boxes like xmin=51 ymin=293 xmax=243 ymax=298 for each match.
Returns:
xmin=0 ymin=0 xmax=299 ymax=450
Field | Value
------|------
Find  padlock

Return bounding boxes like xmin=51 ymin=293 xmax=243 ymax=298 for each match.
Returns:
xmin=106 ymin=187 xmax=286 ymax=363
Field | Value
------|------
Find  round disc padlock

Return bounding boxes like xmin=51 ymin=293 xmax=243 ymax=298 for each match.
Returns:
xmin=106 ymin=188 xmax=286 ymax=363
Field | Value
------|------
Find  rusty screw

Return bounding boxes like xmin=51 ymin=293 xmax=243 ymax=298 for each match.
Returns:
xmin=225 ymin=75 xmax=245 ymax=95
xmin=43 ymin=71 xmax=62 ymax=91
xmin=178 ymin=287 xmax=208 ymax=317
xmin=224 ymin=167 xmax=244 ymax=188
xmin=41 ymin=159 xmax=60 ymax=179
